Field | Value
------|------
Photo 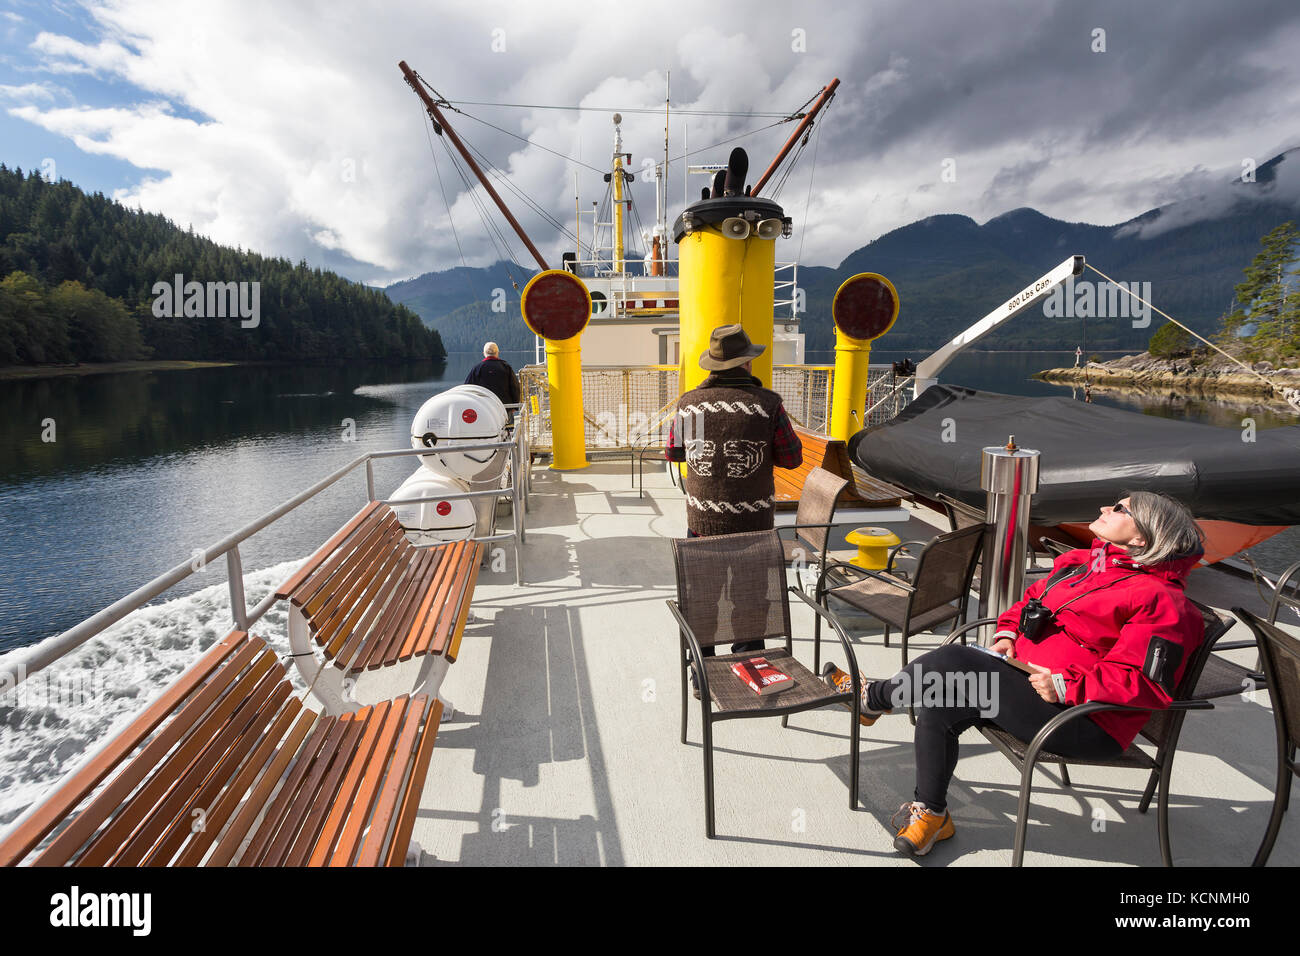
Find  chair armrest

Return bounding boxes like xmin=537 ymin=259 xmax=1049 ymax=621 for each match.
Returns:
xmin=817 ymin=560 xmax=914 ymax=597
xmin=884 ymin=540 xmax=930 ymax=574
xmin=666 ymin=600 xmax=714 ymax=702
xmin=939 ymin=617 xmax=1001 ymax=647
xmin=788 ymin=587 xmax=863 ymax=702
xmin=1019 ymin=698 xmax=1214 ymax=770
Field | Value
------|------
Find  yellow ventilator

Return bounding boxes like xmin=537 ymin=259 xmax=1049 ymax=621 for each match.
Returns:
xmin=674 ymin=197 xmax=787 ymax=393
xmin=520 ymin=270 xmax=592 ymax=470
xmin=829 ymin=273 xmax=899 ymax=442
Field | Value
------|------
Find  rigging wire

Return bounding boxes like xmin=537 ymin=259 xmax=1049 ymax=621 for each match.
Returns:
xmin=445 ymin=98 xmax=797 ymax=118
xmin=436 ymin=130 xmax=527 ymax=292
xmin=422 ymin=109 xmax=468 ymax=270
xmin=794 ymin=109 xmax=827 ymax=268
xmin=1084 ymin=262 xmax=1298 ymax=411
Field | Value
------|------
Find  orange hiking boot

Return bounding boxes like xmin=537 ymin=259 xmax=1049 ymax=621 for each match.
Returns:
xmin=820 ymin=663 xmax=891 ymax=726
xmin=890 ymin=801 xmax=955 ymax=857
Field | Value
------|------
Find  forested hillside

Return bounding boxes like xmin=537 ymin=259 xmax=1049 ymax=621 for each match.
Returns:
xmin=0 ymin=165 xmax=445 ymax=366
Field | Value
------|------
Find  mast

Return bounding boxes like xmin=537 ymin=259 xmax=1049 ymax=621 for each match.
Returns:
xmin=398 ymin=60 xmax=549 ymax=271
xmin=612 ymin=114 xmax=626 ymax=274
xmin=749 ymin=78 xmax=840 ymax=198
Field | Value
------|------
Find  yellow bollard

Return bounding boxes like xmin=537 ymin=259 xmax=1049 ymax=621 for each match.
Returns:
xmin=828 ymin=273 xmax=900 ymax=443
xmin=545 ymin=334 xmax=589 ymax=470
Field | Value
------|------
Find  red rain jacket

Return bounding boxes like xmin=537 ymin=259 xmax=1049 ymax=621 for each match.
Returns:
xmin=994 ymin=540 xmax=1205 ymax=749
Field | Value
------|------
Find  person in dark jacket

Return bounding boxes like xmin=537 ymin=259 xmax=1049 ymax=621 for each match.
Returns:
xmin=666 ymin=324 xmax=804 ymax=694
xmin=464 ymin=342 xmax=520 ymax=410
xmin=823 ymin=491 xmax=1205 ymax=857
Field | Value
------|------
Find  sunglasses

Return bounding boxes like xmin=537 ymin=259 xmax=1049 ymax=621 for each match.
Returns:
xmin=1111 ymin=501 xmax=1131 ymax=516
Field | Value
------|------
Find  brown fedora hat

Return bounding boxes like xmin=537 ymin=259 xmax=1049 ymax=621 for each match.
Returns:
xmin=699 ymin=323 xmax=765 ymax=370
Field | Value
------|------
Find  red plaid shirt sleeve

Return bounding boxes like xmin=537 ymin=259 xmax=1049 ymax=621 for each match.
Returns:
xmin=772 ymin=405 xmax=802 ymax=469
xmin=664 ymin=408 xmax=686 ymax=461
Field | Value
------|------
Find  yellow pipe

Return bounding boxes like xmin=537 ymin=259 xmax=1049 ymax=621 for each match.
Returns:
xmin=830 ymin=330 xmax=874 ymax=442
xmin=828 ymin=272 xmax=899 ymax=442
xmin=677 ymin=228 xmax=776 ymax=392
xmin=546 ymin=334 xmax=589 ymax=470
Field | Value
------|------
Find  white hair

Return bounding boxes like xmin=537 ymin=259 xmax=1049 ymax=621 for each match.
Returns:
xmin=483 ymin=342 xmax=499 ymax=356
xmin=1124 ymin=491 xmax=1204 ymax=566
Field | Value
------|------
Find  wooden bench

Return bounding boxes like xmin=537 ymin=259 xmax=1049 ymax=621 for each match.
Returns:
xmin=0 ymin=631 xmax=441 ymax=867
xmin=275 ymin=501 xmax=484 ymax=715
xmin=774 ymin=426 xmax=908 ymax=510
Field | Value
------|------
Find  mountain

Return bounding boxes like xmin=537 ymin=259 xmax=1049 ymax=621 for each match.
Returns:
xmin=0 ymin=166 xmax=446 ymax=366
xmin=388 ymin=149 xmax=1300 ymax=355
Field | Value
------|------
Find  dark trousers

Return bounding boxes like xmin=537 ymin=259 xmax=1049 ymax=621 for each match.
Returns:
xmin=685 ymin=528 xmax=763 ymax=657
xmin=865 ymin=644 xmax=1123 ymax=812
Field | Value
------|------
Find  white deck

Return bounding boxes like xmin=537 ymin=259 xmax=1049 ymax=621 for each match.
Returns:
xmin=390 ymin=462 xmax=1298 ymax=866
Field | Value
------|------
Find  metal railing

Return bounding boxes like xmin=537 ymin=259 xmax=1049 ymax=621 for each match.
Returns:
xmin=517 ymin=363 xmax=914 ymax=453
xmin=0 ymin=426 xmax=529 ymax=695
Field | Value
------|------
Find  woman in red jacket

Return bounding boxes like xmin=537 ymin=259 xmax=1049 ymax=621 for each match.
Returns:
xmin=823 ymin=491 xmax=1205 ymax=858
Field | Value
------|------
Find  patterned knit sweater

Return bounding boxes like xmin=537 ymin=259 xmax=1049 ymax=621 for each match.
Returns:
xmin=668 ymin=371 xmax=800 ymax=536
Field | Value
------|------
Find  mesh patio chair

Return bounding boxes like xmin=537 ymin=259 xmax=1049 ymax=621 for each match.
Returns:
xmin=776 ymin=466 xmax=850 ymax=593
xmin=1188 ymin=561 xmax=1300 ymax=701
xmin=1229 ymin=608 xmax=1300 ymax=866
xmin=814 ymin=523 xmax=984 ymax=671
xmin=940 ymin=601 xmax=1231 ymax=866
xmin=667 ymin=529 xmax=864 ymax=838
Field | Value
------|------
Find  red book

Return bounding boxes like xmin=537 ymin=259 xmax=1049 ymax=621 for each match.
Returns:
xmin=730 ymin=657 xmax=794 ymax=696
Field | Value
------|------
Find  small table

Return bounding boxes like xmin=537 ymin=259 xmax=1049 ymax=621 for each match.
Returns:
xmin=845 ymin=526 xmax=901 ymax=570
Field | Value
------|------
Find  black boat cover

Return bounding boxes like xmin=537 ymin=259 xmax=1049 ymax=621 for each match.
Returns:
xmin=848 ymin=385 xmax=1300 ymax=526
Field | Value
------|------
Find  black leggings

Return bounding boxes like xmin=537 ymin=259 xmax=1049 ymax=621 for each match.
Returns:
xmin=865 ymin=644 xmax=1123 ymax=812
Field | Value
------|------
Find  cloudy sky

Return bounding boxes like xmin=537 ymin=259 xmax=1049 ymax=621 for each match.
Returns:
xmin=2 ymin=0 xmax=1299 ymax=286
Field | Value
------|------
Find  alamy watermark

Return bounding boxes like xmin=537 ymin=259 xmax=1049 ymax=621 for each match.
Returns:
xmin=1042 ymin=276 xmax=1151 ymax=328
xmin=151 ymin=273 xmax=260 ymax=328
xmin=0 ymin=664 xmax=113 ymax=710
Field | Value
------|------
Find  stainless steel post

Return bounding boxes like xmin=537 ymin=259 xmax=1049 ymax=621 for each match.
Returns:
xmin=226 ymin=546 xmax=249 ymax=632
xmin=980 ymin=436 xmax=1041 ymax=639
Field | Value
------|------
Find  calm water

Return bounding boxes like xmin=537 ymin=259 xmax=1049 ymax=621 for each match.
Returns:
xmin=0 ymin=349 xmax=1296 ymax=653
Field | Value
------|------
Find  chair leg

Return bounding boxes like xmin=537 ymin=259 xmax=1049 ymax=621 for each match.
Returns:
xmin=849 ymin=708 xmax=861 ymax=810
xmin=680 ymin=652 xmax=690 ymax=745
xmin=1157 ymin=757 xmax=1177 ymax=867
xmin=883 ymin=625 xmax=890 ymax=648
xmin=813 ymin=603 xmax=822 ymax=674
xmin=1013 ymin=760 xmax=1036 ymax=867
xmin=1252 ymin=749 xmax=1295 ymax=866
xmin=781 ymin=714 xmax=789 ymax=728
xmin=1138 ymin=767 xmax=1159 ymax=814
xmin=703 ymin=714 xmax=716 ymax=839
xmin=1059 ymin=763 xmax=1071 ymax=788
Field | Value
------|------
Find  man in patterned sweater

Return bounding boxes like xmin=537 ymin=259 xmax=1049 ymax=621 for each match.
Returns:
xmin=666 ymin=324 xmax=803 ymax=535
xmin=666 ymin=325 xmax=803 ymax=689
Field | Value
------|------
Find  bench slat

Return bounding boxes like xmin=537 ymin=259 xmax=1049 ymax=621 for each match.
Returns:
xmin=291 ymin=508 xmax=394 ymax=610
xmin=434 ymin=543 xmax=483 ymax=662
xmin=302 ymin=519 xmax=403 ymax=619
xmin=317 ymin=531 xmax=412 ymax=661
xmin=402 ymin=540 xmax=466 ymax=662
xmin=237 ymin=716 xmax=336 ymax=866
xmin=361 ymin=548 xmax=443 ymax=673
xmin=139 ymin=677 xmax=295 ymax=867
xmin=328 ymin=695 xmax=411 ymax=866
xmin=204 ymin=707 xmax=319 ymax=867
xmin=275 ymin=501 xmax=383 ymax=601
xmin=0 ymin=631 xmax=248 ymax=868
xmin=77 ymin=650 xmax=280 ymax=867
xmin=307 ymin=702 xmax=391 ymax=867
xmin=31 ymin=636 xmax=269 ymax=867
xmin=256 ymin=717 xmax=354 ymax=867
xmin=281 ymin=713 xmax=371 ymax=867
xmin=108 ymin=665 xmax=286 ymax=867
xmin=173 ymin=692 xmax=305 ymax=867
xmin=356 ymin=694 xmax=429 ymax=867
xmin=384 ymin=698 xmax=442 ymax=866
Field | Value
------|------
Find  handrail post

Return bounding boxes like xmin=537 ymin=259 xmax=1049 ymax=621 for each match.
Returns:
xmin=365 ymin=457 xmax=376 ymax=502
xmin=227 ymin=546 xmax=249 ymax=632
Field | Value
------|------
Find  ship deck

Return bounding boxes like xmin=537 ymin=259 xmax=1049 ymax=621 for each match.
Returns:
xmin=374 ymin=461 xmax=1297 ymax=866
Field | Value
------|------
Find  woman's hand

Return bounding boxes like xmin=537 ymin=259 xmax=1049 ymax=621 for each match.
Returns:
xmin=1025 ymin=662 xmax=1059 ymax=703
xmin=990 ymin=638 xmax=1017 ymax=658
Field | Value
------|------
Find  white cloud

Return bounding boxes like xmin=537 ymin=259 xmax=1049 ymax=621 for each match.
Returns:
xmin=7 ymin=0 xmax=1300 ymax=286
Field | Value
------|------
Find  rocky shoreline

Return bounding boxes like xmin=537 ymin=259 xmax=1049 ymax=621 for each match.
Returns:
xmin=1035 ymin=353 xmax=1300 ymax=406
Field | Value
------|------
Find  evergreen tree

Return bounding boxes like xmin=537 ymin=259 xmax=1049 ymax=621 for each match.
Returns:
xmin=1220 ymin=221 xmax=1300 ymax=357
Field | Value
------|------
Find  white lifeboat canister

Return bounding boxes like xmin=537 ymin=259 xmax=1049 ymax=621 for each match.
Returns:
xmin=389 ymin=468 xmax=476 ymax=545
xmin=410 ymin=386 xmax=509 ymax=484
